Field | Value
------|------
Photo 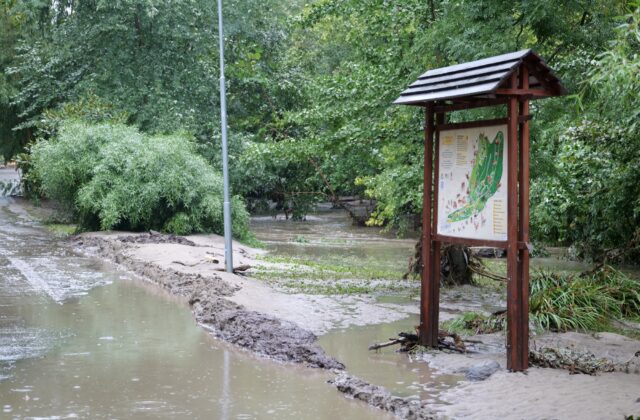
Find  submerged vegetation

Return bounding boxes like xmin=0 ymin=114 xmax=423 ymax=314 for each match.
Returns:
xmin=253 ymin=254 xmax=412 ymax=295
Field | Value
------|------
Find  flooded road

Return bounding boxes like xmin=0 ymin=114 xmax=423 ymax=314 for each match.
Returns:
xmin=0 ymin=199 xmax=390 ymax=419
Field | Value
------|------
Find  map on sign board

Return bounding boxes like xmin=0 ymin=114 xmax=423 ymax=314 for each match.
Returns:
xmin=436 ymin=125 xmax=508 ymax=241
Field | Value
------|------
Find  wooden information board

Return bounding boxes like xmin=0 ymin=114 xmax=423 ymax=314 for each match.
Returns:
xmin=437 ymin=125 xmax=508 ymax=241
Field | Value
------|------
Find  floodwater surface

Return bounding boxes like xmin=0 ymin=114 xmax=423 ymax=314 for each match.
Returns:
xmin=252 ymin=208 xmax=464 ymax=400
xmin=319 ymin=315 xmax=462 ymax=402
xmin=251 ymin=205 xmax=417 ymax=273
xmin=0 ymin=198 xmax=389 ymax=419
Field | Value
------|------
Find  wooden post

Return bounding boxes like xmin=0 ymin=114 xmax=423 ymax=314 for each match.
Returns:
xmin=420 ymin=103 xmax=438 ymax=347
xmin=432 ymin=112 xmax=445 ymax=329
xmin=517 ymin=66 xmax=531 ymax=369
xmin=506 ymin=72 xmax=525 ymax=371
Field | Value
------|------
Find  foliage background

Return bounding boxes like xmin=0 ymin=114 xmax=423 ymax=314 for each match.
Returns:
xmin=1 ymin=0 xmax=639 ymax=257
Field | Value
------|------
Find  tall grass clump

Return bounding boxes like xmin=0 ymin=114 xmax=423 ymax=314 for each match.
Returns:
xmin=30 ymin=121 xmax=250 ymax=238
xmin=529 ymin=267 xmax=640 ymax=332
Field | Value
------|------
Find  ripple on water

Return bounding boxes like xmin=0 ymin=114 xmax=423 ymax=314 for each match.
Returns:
xmin=7 ymin=257 xmax=113 ymax=303
xmin=0 ymin=325 xmax=64 ymax=380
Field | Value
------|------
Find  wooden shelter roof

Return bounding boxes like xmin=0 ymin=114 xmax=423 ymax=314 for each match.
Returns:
xmin=394 ymin=49 xmax=566 ymax=106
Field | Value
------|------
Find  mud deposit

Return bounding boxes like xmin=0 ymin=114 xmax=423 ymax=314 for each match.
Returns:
xmin=330 ymin=373 xmax=434 ymax=420
xmin=74 ymin=234 xmax=343 ymax=369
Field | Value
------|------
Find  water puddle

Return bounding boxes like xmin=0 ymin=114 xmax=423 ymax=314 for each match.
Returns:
xmin=319 ymin=315 xmax=463 ymax=403
xmin=0 ymin=198 xmax=390 ymax=419
xmin=252 ymin=209 xmax=463 ymax=403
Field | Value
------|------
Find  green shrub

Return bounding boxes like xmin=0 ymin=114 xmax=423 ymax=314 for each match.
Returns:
xmin=529 ymin=268 xmax=640 ymax=332
xmin=30 ymin=121 xmax=250 ymax=239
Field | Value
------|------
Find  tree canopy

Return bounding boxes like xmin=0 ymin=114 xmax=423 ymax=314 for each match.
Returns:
xmin=2 ymin=0 xmax=639 ymax=258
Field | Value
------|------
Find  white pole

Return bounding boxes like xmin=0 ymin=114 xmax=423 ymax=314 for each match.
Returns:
xmin=217 ymin=0 xmax=233 ymax=273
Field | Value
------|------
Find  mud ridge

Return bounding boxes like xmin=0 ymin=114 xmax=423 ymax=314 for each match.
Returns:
xmin=330 ymin=372 xmax=435 ymax=419
xmin=116 ymin=231 xmax=199 ymax=247
xmin=72 ymin=234 xmax=343 ymax=370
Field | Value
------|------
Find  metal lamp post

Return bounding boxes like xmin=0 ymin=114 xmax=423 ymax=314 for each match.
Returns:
xmin=216 ymin=0 xmax=233 ymax=273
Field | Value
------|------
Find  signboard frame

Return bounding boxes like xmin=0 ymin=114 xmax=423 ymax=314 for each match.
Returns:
xmin=435 ymin=124 xmax=508 ymax=243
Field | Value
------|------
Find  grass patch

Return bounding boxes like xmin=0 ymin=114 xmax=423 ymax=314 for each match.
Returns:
xmin=238 ymin=234 xmax=265 ymax=249
xmin=45 ymin=223 xmax=77 ymax=236
xmin=252 ymin=254 xmax=415 ymax=295
xmin=443 ymin=266 xmax=640 ymax=336
xmin=441 ymin=312 xmax=505 ymax=335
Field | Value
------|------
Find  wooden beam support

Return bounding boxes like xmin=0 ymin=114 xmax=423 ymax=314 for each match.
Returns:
xmin=433 ymin=234 xmax=507 ymax=249
xmin=436 ymin=118 xmax=507 ymax=132
xmin=433 ymin=98 xmax=509 ymax=113
xmin=495 ymin=88 xmax=553 ymax=97
xmin=420 ymin=103 xmax=438 ymax=347
xmin=517 ymin=65 xmax=531 ymax=370
xmin=506 ymin=72 xmax=525 ymax=371
xmin=507 ymin=73 xmax=520 ymax=371
xmin=432 ymin=112 xmax=445 ymax=327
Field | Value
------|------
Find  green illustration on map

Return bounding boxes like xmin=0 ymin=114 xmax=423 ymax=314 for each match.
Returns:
xmin=447 ymin=131 xmax=504 ymax=223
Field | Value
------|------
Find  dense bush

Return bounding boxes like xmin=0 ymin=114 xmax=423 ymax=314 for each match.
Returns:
xmin=30 ymin=121 xmax=250 ymax=238
xmin=531 ymin=121 xmax=640 ymax=259
xmin=529 ymin=268 xmax=640 ymax=331
xmin=530 ymin=7 xmax=640 ymax=260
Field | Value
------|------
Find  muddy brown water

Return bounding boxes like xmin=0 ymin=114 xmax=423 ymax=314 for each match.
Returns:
xmin=0 ymin=198 xmax=390 ymax=419
xmin=250 ymin=206 xmax=640 ymax=402
xmin=250 ymin=205 xmax=418 ymax=273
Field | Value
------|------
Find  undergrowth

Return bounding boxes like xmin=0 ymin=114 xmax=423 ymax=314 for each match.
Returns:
xmin=442 ymin=312 xmax=505 ymax=335
xmin=530 ymin=267 xmax=640 ymax=332
xmin=446 ymin=266 xmax=640 ymax=335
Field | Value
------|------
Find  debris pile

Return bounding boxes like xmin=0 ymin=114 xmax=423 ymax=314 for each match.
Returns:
xmin=529 ymin=347 xmax=615 ymax=375
xmin=368 ymin=330 xmax=468 ymax=353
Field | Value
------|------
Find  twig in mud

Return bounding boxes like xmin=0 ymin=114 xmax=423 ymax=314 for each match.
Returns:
xmin=214 ymin=264 xmax=252 ymax=273
xmin=368 ymin=339 xmax=405 ymax=351
xmin=172 ymin=260 xmax=201 ymax=267
xmin=368 ymin=330 xmax=469 ymax=353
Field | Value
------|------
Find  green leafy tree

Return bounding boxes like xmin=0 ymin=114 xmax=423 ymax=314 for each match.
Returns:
xmin=531 ymin=4 xmax=640 ymax=259
xmin=30 ymin=120 xmax=250 ymax=237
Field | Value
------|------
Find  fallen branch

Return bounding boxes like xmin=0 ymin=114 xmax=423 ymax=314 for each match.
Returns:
xmin=369 ymin=330 xmax=468 ymax=353
xmin=172 ymin=260 xmax=200 ymax=267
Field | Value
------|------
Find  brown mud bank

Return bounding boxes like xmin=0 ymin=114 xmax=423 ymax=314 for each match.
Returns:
xmin=73 ymin=232 xmax=343 ymax=369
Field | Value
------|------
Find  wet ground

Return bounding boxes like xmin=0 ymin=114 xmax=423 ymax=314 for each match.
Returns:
xmin=319 ymin=315 xmax=462 ymax=403
xmin=251 ymin=208 xmax=466 ymax=401
xmin=0 ymin=198 xmax=390 ymax=419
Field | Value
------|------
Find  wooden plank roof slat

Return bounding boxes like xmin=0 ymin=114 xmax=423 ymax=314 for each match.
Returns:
xmin=394 ymin=50 xmax=566 ymax=106
xmin=401 ymin=72 xmax=509 ymax=96
xmin=417 ymin=50 xmax=530 ymax=79
xmin=409 ymin=61 xmax=517 ymax=88
xmin=394 ymin=82 xmax=501 ymax=105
